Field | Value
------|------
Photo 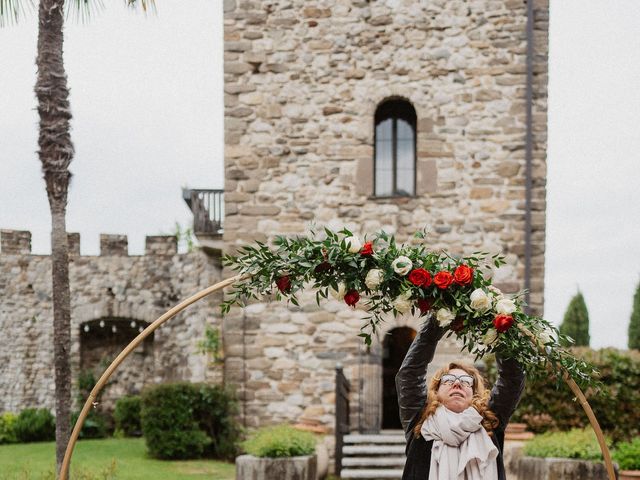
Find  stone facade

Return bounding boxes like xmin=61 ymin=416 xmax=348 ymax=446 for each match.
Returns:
xmin=0 ymin=230 xmax=223 ymax=413
xmin=222 ymin=0 xmax=548 ymax=438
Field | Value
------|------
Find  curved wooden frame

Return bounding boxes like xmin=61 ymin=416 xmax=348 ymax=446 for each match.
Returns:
xmin=60 ymin=277 xmax=615 ymax=480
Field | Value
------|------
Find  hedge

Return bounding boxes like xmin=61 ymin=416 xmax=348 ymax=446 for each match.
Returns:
xmin=485 ymin=348 xmax=640 ymax=443
xmin=114 ymin=395 xmax=142 ymax=437
xmin=140 ymin=383 xmax=241 ymax=460
xmin=13 ymin=408 xmax=55 ymax=443
xmin=242 ymin=425 xmax=316 ymax=458
xmin=523 ymin=428 xmax=604 ymax=461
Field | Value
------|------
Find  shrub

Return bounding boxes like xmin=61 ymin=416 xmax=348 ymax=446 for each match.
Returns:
xmin=485 ymin=348 xmax=640 ymax=443
xmin=242 ymin=425 xmax=316 ymax=458
xmin=13 ymin=408 xmax=55 ymax=443
xmin=613 ymin=437 xmax=640 ymax=470
xmin=559 ymin=292 xmax=590 ymax=346
xmin=523 ymin=428 xmax=604 ymax=461
xmin=141 ymin=382 xmax=240 ymax=460
xmin=0 ymin=412 xmax=18 ymax=444
xmin=114 ymin=396 xmax=142 ymax=437
xmin=71 ymin=409 xmax=109 ymax=440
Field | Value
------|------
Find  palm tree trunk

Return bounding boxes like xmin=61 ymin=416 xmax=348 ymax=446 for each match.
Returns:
xmin=35 ymin=0 xmax=74 ymax=472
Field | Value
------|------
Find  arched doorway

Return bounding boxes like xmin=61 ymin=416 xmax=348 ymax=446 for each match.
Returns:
xmin=79 ymin=317 xmax=154 ymax=412
xmin=382 ymin=326 xmax=416 ymax=429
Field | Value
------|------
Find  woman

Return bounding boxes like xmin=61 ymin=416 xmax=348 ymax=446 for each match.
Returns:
xmin=396 ymin=317 xmax=525 ymax=480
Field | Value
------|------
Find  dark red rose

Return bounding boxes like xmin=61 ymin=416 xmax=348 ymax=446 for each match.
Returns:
xmin=408 ymin=268 xmax=432 ymax=287
xmin=314 ymin=261 xmax=332 ymax=274
xmin=275 ymin=275 xmax=291 ymax=293
xmin=451 ymin=317 xmax=465 ymax=333
xmin=433 ymin=271 xmax=454 ymax=290
xmin=360 ymin=242 xmax=374 ymax=256
xmin=493 ymin=314 xmax=514 ymax=333
xmin=344 ymin=289 xmax=360 ymax=307
xmin=454 ymin=265 xmax=474 ymax=286
xmin=417 ymin=298 xmax=433 ymax=315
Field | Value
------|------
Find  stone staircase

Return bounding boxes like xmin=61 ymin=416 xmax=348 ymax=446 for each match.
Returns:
xmin=339 ymin=430 xmax=406 ymax=479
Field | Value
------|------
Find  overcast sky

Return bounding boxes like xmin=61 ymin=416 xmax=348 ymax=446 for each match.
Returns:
xmin=1 ymin=1 xmax=639 ymax=349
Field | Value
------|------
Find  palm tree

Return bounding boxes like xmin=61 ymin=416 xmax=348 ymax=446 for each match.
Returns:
xmin=1 ymin=0 xmax=153 ymax=473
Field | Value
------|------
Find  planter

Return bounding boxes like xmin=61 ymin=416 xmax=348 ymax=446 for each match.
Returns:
xmin=620 ymin=470 xmax=640 ymax=480
xmin=517 ymin=456 xmax=617 ymax=480
xmin=505 ymin=422 xmax=534 ymax=441
xmin=236 ymin=454 xmax=317 ymax=480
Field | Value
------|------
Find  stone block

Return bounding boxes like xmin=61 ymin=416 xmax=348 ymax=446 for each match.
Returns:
xmin=235 ymin=455 xmax=317 ymax=480
xmin=0 ymin=230 xmax=31 ymax=255
xmin=516 ymin=456 xmax=615 ymax=480
xmin=145 ymin=236 xmax=177 ymax=256
xmin=100 ymin=234 xmax=128 ymax=256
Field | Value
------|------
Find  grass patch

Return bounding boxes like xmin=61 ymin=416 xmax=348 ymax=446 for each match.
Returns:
xmin=0 ymin=437 xmax=235 ymax=480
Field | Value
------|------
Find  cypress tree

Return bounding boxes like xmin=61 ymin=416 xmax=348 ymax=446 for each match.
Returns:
xmin=629 ymin=281 xmax=640 ymax=350
xmin=559 ymin=291 xmax=590 ymax=347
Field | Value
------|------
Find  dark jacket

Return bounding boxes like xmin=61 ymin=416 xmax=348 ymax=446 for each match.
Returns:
xmin=395 ymin=318 xmax=525 ymax=480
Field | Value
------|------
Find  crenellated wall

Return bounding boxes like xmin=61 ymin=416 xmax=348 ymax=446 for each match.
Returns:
xmin=0 ymin=229 xmax=224 ymax=414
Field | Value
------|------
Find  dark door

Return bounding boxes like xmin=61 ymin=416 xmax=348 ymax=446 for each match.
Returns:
xmin=382 ymin=327 xmax=416 ymax=429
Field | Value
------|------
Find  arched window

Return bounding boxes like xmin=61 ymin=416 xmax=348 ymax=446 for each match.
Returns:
xmin=374 ymin=99 xmax=417 ymax=197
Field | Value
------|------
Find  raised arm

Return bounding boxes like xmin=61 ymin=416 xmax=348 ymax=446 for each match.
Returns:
xmin=395 ymin=317 xmax=444 ymax=436
xmin=488 ymin=354 xmax=526 ymax=429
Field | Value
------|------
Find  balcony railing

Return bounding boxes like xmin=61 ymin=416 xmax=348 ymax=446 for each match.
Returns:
xmin=182 ymin=188 xmax=224 ymax=236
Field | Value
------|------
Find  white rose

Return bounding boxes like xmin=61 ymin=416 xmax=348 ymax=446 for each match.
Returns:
xmin=392 ymin=256 xmax=413 ymax=276
xmin=469 ymin=288 xmax=491 ymax=312
xmin=482 ymin=328 xmax=499 ymax=345
xmin=392 ymin=291 xmax=413 ymax=314
xmin=344 ymin=235 xmax=363 ymax=254
xmin=436 ymin=308 xmax=455 ymax=327
xmin=329 ymin=282 xmax=346 ymax=300
xmin=365 ymin=269 xmax=384 ymax=290
xmin=495 ymin=298 xmax=517 ymax=315
xmin=487 ymin=285 xmax=504 ymax=300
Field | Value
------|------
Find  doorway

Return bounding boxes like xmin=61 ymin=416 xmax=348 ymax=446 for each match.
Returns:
xmin=381 ymin=326 xmax=416 ymax=429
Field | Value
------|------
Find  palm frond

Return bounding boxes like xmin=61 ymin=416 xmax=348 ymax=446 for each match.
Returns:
xmin=125 ymin=0 xmax=156 ymax=14
xmin=0 ymin=0 xmax=33 ymax=27
xmin=65 ymin=0 xmax=104 ymax=24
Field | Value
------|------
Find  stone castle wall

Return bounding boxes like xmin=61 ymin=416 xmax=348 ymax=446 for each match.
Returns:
xmin=0 ymin=230 xmax=223 ymax=413
xmin=223 ymin=0 xmax=549 ymax=434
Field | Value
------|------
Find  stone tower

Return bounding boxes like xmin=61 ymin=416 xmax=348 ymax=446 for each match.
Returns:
xmin=222 ymin=0 xmax=548 ymax=439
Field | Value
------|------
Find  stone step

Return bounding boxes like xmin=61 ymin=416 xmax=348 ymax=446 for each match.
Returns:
xmin=342 ymin=457 xmax=406 ymax=467
xmin=343 ymin=445 xmax=406 ymax=455
xmin=344 ymin=434 xmax=406 ymax=444
xmin=340 ymin=468 xmax=404 ymax=478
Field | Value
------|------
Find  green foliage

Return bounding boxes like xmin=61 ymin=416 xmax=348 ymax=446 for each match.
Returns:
xmin=114 ymin=396 xmax=142 ymax=437
xmin=559 ymin=292 xmax=590 ymax=347
xmin=523 ymin=428 xmax=604 ymax=461
xmin=629 ymin=281 xmax=640 ymax=350
xmin=73 ymin=369 xmax=109 ymax=439
xmin=613 ymin=437 xmax=640 ymax=470
xmin=0 ymin=412 xmax=18 ymax=444
xmin=242 ymin=425 xmax=316 ymax=458
xmin=174 ymin=222 xmax=196 ymax=253
xmin=221 ymin=227 xmax=600 ymax=391
xmin=196 ymin=325 xmax=224 ymax=364
xmin=502 ymin=348 xmax=640 ymax=443
xmin=141 ymin=383 xmax=241 ymax=460
xmin=13 ymin=408 xmax=55 ymax=443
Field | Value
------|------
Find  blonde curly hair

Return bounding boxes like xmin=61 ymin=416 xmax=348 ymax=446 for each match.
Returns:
xmin=413 ymin=361 xmax=499 ymax=438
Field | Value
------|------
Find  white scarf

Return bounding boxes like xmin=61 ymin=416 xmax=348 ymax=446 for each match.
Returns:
xmin=420 ymin=405 xmax=498 ymax=480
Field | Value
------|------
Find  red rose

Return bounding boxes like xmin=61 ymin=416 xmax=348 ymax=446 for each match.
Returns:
xmin=417 ymin=298 xmax=432 ymax=315
xmin=433 ymin=271 xmax=454 ymax=290
xmin=344 ymin=289 xmax=360 ymax=307
xmin=314 ymin=261 xmax=332 ymax=274
xmin=451 ymin=317 xmax=465 ymax=333
xmin=275 ymin=275 xmax=291 ymax=293
xmin=408 ymin=268 xmax=432 ymax=287
xmin=493 ymin=314 xmax=514 ymax=333
xmin=360 ymin=242 xmax=374 ymax=256
xmin=453 ymin=265 xmax=474 ymax=286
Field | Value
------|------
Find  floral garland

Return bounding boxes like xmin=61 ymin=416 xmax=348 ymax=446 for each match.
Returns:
xmin=221 ymin=228 xmax=599 ymax=390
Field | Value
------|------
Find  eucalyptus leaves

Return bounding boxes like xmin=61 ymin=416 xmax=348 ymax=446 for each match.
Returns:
xmin=221 ymin=227 xmax=599 ymax=390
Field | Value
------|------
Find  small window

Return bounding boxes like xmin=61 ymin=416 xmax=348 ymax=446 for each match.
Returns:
xmin=374 ymin=99 xmax=417 ymax=197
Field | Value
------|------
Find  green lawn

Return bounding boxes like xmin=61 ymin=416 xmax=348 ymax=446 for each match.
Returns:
xmin=0 ymin=437 xmax=235 ymax=480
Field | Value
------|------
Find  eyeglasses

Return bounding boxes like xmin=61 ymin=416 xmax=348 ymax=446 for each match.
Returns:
xmin=440 ymin=373 xmax=474 ymax=388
